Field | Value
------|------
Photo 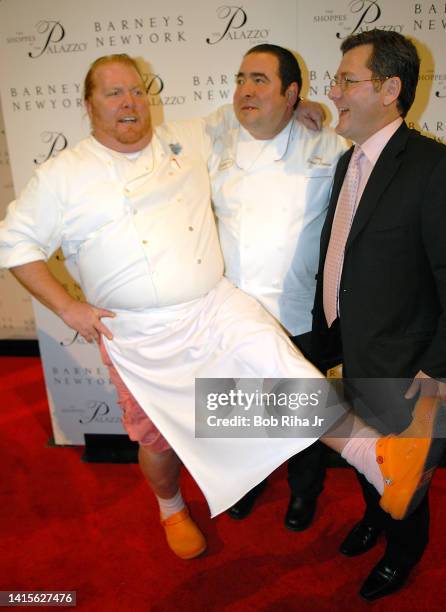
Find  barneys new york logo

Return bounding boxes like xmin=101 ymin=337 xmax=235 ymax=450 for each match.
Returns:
xmin=28 ymin=20 xmax=87 ymax=58
xmin=206 ymin=6 xmax=269 ymax=44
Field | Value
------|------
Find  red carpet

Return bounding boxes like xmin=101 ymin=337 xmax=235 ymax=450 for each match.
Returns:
xmin=2 ymin=356 xmax=446 ymax=611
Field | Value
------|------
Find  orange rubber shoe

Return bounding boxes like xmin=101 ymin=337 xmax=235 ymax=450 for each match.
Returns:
xmin=378 ymin=395 xmax=446 ymax=520
xmin=161 ymin=508 xmax=207 ymax=559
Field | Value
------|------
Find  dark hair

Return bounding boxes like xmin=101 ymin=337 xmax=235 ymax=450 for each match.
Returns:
xmin=244 ymin=44 xmax=302 ymax=108
xmin=83 ymin=54 xmax=145 ymax=101
xmin=340 ymin=30 xmax=419 ymax=117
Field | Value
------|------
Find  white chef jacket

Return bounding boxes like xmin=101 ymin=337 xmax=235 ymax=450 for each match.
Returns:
xmin=0 ymin=123 xmax=223 ymax=309
xmin=207 ymin=105 xmax=348 ymax=336
xmin=0 ymin=118 xmax=343 ymax=517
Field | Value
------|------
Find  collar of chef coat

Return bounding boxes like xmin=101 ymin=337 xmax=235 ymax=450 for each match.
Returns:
xmin=234 ymin=118 xmax=295 ymax=169
xmin=83 ymin=133 xmax=173 ymax=199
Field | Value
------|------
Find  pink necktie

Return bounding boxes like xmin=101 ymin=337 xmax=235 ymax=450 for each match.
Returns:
xmin=323 ymin=146 xmax=363 ymax=327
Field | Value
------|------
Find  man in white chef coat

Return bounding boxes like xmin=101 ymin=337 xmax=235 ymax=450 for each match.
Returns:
xmin=210 ymin=44 xmax=347 ymax=530
xmin=0 ymin=54 xmax=438 ymax=561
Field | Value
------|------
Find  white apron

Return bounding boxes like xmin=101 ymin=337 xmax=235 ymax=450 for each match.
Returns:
xmin=103 ymin=278 xmax=328 ymax=517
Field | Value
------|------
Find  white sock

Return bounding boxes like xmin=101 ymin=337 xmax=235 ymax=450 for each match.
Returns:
xmin=341 ymin=428 xmax=384 ymax=494
xmin=157 ymin=490 xmax=185 ymax=520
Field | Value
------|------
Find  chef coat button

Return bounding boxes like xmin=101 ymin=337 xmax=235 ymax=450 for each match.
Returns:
xmin=188 ymin=226 xmax=194 ymax=231
xmin=197 ymin=259 xmax=202 ymax=264
xmin=142 ymin=240 xmax=148 ymax=245
xmin=133 ymin=210 xmax=138 ymax=215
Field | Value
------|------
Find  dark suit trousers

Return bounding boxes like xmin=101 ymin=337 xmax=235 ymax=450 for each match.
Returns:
xmin=287 ymin=332 xmax=326 ymax=500
xmin=345 ymin=373 xmax=429 ymax=567
xmin=358 ymin=473 xmax=429 ymax=567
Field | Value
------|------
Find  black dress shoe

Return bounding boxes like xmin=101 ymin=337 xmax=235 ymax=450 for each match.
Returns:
xmin=284 ymin=496 xmax=317 ymax=531
xmin=360 ymin=558 xmax=413 ymax=601
xmin=339 ymin=521 xmax=381 ymax=557
xmin=227 ymin=480 xmax=267 ymax=520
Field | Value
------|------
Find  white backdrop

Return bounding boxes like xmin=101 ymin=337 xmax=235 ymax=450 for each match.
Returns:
xmin=0 ymin=100 xmax=35 ymax=338
xmin=0 ymin=0 xmax=444 ymax=443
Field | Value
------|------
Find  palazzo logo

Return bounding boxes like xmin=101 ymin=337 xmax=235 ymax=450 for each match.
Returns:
xmin=331 ymin=1 xmax=402 ymax=39
xmin=206 ymin=6 xmax=269 ymax=45
xmin=27 ymin=20 xmax=87 ymax=58
xmin=144 ymin=73 xmax=186 ymax=106
xmin=419 ymin=70 xmax=446 ymax=99
xmin=34 ymin=131 xmax=67 ymax=165
xmin=79 ymin=401 xmax=120 ymax=424
xmin=144 ymin=73 xmax=164 ymax=96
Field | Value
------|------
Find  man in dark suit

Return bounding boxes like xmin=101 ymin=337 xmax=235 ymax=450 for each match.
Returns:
xmin=312 ymin=29 xmax=446 ymax=601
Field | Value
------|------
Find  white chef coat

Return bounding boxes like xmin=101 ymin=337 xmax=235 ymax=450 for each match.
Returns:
xmin=0 ymin=123 xmax=223 ymax=309
xmin=207 ymin=105 xmax=348 ymax=336
xmin=0 ymin=119 xmax=343 ymax=517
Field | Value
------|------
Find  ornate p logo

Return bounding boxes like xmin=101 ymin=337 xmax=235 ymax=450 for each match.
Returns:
xmin=34 ymin=131 xmax=67 ymax=165
xmin=29 ymin=20 xmax=65 ymax=58
xmin=144 ymin=73 xmax=164 ymax=95
xmin=206 ymin=6 xmax=247 ymax=45
xmin=337 ymin=0 xmax=381 ymax=39
xmin=80 ymin=401 xmax=110 ymax=424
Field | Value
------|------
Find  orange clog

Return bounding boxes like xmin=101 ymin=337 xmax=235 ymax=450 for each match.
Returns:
xmin=378 ymin=395 xmax=446 ymax=520
xmin=161 ymin=507 xmax=206 ymax=559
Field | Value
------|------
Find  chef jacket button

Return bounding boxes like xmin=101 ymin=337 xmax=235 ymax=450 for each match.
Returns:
xmin=197 ymin=259 xmax=202 ymax=264
xmin=188 ymin=226 xmax=194 ymax=231
xmin=133 ymin=210 xmax=138 ymax=215
xmin=142 ymin=240 xmax=148 ymax=245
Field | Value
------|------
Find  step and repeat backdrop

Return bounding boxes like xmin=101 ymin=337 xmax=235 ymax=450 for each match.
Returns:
xmin=0 ymin=0 xmax=444 ymax=443
xmin=0 ymin=102 xmax=35 ymax=339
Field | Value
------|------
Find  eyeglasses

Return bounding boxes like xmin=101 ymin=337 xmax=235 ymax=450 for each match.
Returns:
xmin=329 ymin=76 xmax=393 ymax=91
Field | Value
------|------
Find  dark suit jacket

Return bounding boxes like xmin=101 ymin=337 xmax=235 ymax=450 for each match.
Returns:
xmin=312 ymin=122 xmax=446 ymax=380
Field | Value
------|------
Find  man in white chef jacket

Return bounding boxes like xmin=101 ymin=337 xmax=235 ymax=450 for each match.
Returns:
xmin=0 ymin=54 xmax=437 ymax=562
xmin=209 ymin=44 xmax=347 ymax=529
